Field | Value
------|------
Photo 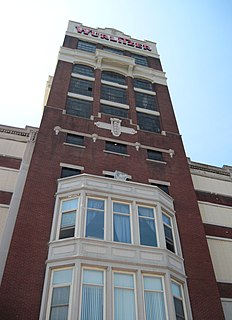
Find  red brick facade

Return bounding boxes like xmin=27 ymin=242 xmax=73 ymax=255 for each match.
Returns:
xmin=0 ymin=30 xmax=226 ymax=319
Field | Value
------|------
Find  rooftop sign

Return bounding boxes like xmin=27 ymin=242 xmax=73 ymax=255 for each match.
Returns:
xmin=75 ymin=25 xmax=152 ymax=52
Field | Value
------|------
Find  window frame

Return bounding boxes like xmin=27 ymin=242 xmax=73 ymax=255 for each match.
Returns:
xmin=138 ymin=205 xmax=158 ymax=247
xmin=112 ymin=201 xmax=132 ymax=244
xmin=147 ymin=150 xmax=163 ymax=162
xmin=80 ymin=267 xmax=105 ymax=320
xmin=66 ymin=97 xmax=92 ymax=119
xmin=47 ymin=267 xmax=74 ymax=320
xmin=85 ymin=197 xmax=106 ymax=240
xmin=77 ymin=40 xmax=96 ymax=53
xmin=142 ymin=274 xmax=168 ymax=320
xmin=162 ymin=212 xmax=176 ymax=253
xmin=72 ymin=64 xmax=94 ymax=77
xmin=171 ymin=280 xmax=187 ymax=320
xmin=65 ymin=134 xmax=85 ymax=147
xmin=57 ymin=197 xmax=79 ymax=240
xmin=137 ymin=112 xmax=161 ymax=133
xmin=113 ymin=271 xmax=137 ymax=320
xmin=105 ymin=141 xmax=128 ymax=155
xmin=102 ymin=71 xmax=126 ymax=85
xmin=101 ymin=84 xmax=127 ymax=104
xmin=69 ymin=77 xmax=93 ymax=97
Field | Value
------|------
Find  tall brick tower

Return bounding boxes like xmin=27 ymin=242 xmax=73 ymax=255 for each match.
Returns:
xmin=0 ymin=21 xmax=225 ymax=319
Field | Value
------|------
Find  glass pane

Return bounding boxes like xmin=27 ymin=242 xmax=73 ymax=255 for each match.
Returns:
xmin=114 ymin=273 xmax=134 ymax=288
xmin=50 ymin=306 xmax=68 ymax=320
xmin=114 ymin=287 xmax=135 ymax=320
xmin=139 ymin=217 xmax=157 ymax=246
xmin=144 ymin=291 xmax=166 ymax=320
xmin=83 ymin=270 xmax=104 ymax=285
xmin=81 ymin=286 xmax=103 ymax=320
xmin=66 ymin=97 xmax=92 ymax=118
xmin=138 ymin=206 xmax=154 ymax=218
xmin=86 ymin=210 xmax=104 ymax=239
xmin=66 ymin=134 xmax=84 ymax=146
xmin=137 ymin=112 xmax=161 ymax=133
xmin=51 ymin=287 xmax=70 ymax=305
xmin=174 ymin=298 xmax=185 ymax=319
xmin=61 ymin=211 xmax=76 ymax=227
xmin=171 ymin=282 xmax=182 ymax=298
xmin=59 ymin=228 xmax=75 ymax=239
xmin=87 ymin=198 xmax=104 ymax=210
xmin=72 ymin=64 xmax=94 ymax=77
xmin=53 ymin=269 xmax=73 ymax=285
xmin=102 ymin=71 xmax=125 ymax=85
xmin=114 ymin=214 xmax=131 ymax=243
xmin=144 ymin=276 xmax=163 ymax=291
xmin=134 ymin=78 xmax=153 ymax=91
xmin=113 ymin=203 xmax=130 ymax=214
xmin=162 ymin=214 xmax=171 ymax=226
xmin=62 ymin=199 xmax=78 ymax=212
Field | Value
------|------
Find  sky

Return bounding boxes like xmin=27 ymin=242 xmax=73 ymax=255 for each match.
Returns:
xmin=0 ymin=0 xmax=231 ymax=167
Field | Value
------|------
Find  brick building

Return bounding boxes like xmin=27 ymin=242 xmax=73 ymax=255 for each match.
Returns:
xmin=0 ymin=21 xmax=231 ymax=319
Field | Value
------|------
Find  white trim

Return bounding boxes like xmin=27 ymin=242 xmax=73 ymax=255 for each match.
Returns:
xmin=134 ymin=87 xmax=156 ymax=95
xmin=67 ymin=92 xmax=93 ymax=101
xmin=206 ymin=235 xmax=232 ymax=242
xmin=0 ymin=166 xmax=19 ymax=173
xmin=71 ymin=73 xmax=95 ymax=81
xmin=60 ymin=163 xmax=84 ymax=171
xmin=148 ymin=179 xmax=170 ymax=186
xmin=101 ymin=79 xmax=128 ymax=89
xmin=100 ymin=99 xmax=129 ymax=109
xmin=136 ymin=107 xmax=160 ymax=116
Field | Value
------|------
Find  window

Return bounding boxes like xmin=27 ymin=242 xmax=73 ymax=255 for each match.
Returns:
xmin=135 ymin=92 xmax=157 ymax=111
xmin=59 ymin=198 xmax=78 ymax=239
xmin=77 ymin=40 xmax=96 ymax=53
xmin=103 ymin=46 xmax=124 ymax=55
xmin=101 ymin=84 xmax=127 ymax=104
xmin=134 ymin=79 xmax=153 ymax=91
xmin=49 ymin=268 xmax=73 ymax=320
xmin=162 ymin=213 xmax=175 ymax=253
xmin=72 ymin=64 xmax=94 ymax=77
xmin=143 ymin=276 xmax=167 ymax=320
xmin=66 ymin=97 xmax=92 ymax=118
xmin=113 ymin=202 xmax=131 ymax=243
xmin=114 ymin=272 xmax=136 ymax=320
xmin=131 ymin=54 xmax=148 ymax=66
xmin=102 ymin=71 xmax=125 ymax=85
xmin=66 ymin=134 xmax=84 ymax=146
xmin=147 ymin=150 xmax=163 ymax=161
xmin=138 ymin=206 xmax=157 ymax=247
xmin=86 ymin=198 xmax=105 ymax=239
xmin=101 ymin=104 xmax=128 ymax=118
xmin=171 ymin=281 xmax=186 ymax=320
xmin=105 ymin=142 xmax=127 ymax=155
xmin=137 ymin=112 xmax=161 ymax=133
xmin=69 ymin=78 xmax=93 ymax=97
xmin=61 ymin=167 xmax=81 ymax=178
xmin=80 ymin=269 xmax=104 ymax=320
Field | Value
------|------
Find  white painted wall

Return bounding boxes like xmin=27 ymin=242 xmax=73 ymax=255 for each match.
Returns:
xmin=0 ymin=206 xmax=9 ymax=244
xmin=192 ymin=175 xmax=232 ymax=197
xmin=0 ymin=139 xmax=26 ymax=158
xmin=207 ymin=237 xmax=232 ymax=282
xmin=199 ymin=202 xmax=232 ymax=228
xmin=0 ymin=168 xmax=18 ymax=192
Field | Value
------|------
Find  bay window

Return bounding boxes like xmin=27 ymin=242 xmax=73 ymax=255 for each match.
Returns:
xmin=143 ymin=275 xmax=167 ymax=320
xmin=113 ymin=202 xmax=131 ymax=243
xmin=114 ymin=272 xmax=136 ymax=320
xmin=162 ymin=213 xmax=175 ymax=253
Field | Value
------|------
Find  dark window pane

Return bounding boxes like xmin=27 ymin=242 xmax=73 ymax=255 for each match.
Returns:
xmin=164 ymin=225 xmax=175 ymax=253
xmin=61 ymin=167 xmax=81 ymax=178
xmin=103 ymin=47 xmax=124 ymax=55
xmin=101 ymin=84 xmax=127 ymax=104
xmin=151 ymin=183 xmax=169 ymax=194
xmin=134 ymin=79 xmax=153 ymax=91
xmin=147 ymin=150 xmax=163 ymax=161
xmin=72 ymin=64 xmax=94 ymax=77
xmin=101 ymin=104 xmax=128 ymax=118
xmin=66 ymin=134 xmax=84 ymax=146
xmin=105 ymin=142 xmax=127 ymax=155
xmin=139 ymin=217 xmax=157 ymax=246
xmin=137 ymin=112 xmax=161 ymax=133
xmin=102 ymin=71 xmax=125 ymax=85
xmin=69 ymin=78 xmax=93 ymax=96
xmin=174 ymin=298 xmax=185 ymax=320
xmin=86 ymin=199 xmax=104 ymax=240
xmin=66 ymin=98 xmax=92 ymax=118
xmin=131 ymin=54 xmax=148 ymax=66
xmin=135 ymin=92 xmax=157 ymax=111
xmin=77 ymin=40 xmax=96 ymax=53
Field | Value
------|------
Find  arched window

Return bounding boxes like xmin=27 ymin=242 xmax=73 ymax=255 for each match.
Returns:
xmin=72 ymin=64 xmax=94 ymax=77
xmin=102 ymin=71 xmax=125 ymax=85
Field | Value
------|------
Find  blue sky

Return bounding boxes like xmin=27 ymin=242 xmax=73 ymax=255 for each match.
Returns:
xmin=0 ymin=0 xmax=231 ymax=167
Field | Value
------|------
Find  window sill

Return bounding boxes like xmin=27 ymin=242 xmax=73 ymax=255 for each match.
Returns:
xmin=64 ymin=142 xmax=86 ymax=149
xmin=146 ymin=159 xmax=167 ymax=165
xmin=104 ymin=150 xmax=129 ymax=157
